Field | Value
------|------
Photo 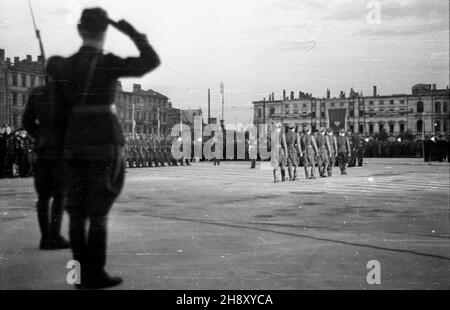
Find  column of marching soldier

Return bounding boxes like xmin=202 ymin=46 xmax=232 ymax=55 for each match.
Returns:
xmin=251 ymin=124 xmax=449 ymax=183
xmin=123 ymin=134 xmax=191 ymax=168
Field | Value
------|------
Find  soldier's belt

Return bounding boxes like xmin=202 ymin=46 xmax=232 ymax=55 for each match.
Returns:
xmin=72 ymin=104 xmax=117 ymax=114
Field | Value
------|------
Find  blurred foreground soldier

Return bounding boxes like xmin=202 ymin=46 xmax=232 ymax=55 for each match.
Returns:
xmin=23 ymin=85 xmax=71 ymax=250
xmin=315 ymin=127 xmax=331 ymax=178
xmin=50 ymin=8 xmax=160 ymax=289
xmin=326 ymin=129 xmax=337 ymax=177
xmin=336 ymin=129 xmax=351 ymax=175
xmin=285 ymin=124 xmax=302 ymax=181
xmin=300 ymin=126 xmax=318 ymax=179
xmin=271 ymin=123 xmax=287 ymax=182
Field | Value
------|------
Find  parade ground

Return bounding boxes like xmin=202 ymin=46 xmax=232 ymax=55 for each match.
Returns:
xmin=0 ymin=158 xmax=449 ymax=290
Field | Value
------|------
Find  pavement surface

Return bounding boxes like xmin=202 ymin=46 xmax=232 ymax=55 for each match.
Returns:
xmin=0 ymin=158 xmax=449 ymax=290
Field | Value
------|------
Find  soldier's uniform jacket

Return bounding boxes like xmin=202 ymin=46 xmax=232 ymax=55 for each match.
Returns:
xmin=49 ymin=34 xmax=159 ymax=148
xmin=285 ymin=131 xmax=301 ymax=160
xmin=300 ymin=134 xmax=318 ymax=157
xmin=23 ymin=85 xmax=60 ymax=152
xmin=327 ymin=135 xmax=338 ymax=156
xmin=315 ymin=134 xmax=331 ymax=156
xmin=336 ymin=135 xmax=351 ymax=154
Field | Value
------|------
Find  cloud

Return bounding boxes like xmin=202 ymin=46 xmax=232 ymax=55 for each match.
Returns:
xmin=358 ymin=20 xmax=449 ymax=36
xmin=322 ymin=0 xmax=448 ymax=22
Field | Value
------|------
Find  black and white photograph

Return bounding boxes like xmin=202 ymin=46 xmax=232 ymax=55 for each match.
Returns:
xmin=0 ymin=0 xmax=449 ymax=296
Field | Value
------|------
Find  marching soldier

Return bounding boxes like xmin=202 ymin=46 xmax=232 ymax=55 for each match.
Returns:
xmin=326 ymin=128 xmax=337 ymax=177
xmin=356 ymin=134 xmax=365 ymax=166
xmin=285 ymin=124 xmax=302 ymax=181
xmin=271 ymin=122 xmax=287 ymax=182
xmin=300 ymin=126 xmax=318 ymax=179
xmin=347 ymin=130 xmax=356 ymax=167
xmin=315 ymin=127 xmax=331 ymax=178
xmin=336 ymin=129 xmax=351 ymax=175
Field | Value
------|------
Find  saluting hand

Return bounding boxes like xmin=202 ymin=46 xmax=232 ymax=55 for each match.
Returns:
xmin=110 ymin=19 xmax=140 ymax=37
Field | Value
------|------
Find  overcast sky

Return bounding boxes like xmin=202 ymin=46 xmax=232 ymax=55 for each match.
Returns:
xmin=0 ymin=0 xmax=448 ymax=125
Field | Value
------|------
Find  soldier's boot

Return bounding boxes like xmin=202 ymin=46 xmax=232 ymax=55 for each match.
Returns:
xmin=310 ymin=167 xmax=316 ymax=179
xmin=321 ymin=165 xmax=328 ymax=178
xmin=293 ymin=167 xmax=298 ymax=181
xmin=327 ymin=166 xmax=332 ymax=177
xmin=273 ymin=170 xmax=279 ymax=183
xmin=304 ymin=167 xmax=309 ymax=179
xmin=287 ymin=166 xmax=293 ymax=181
xmin=186 ymin=159 xmax=191 ymax=166
xmin=281 ymin=168 xmax=286 ymax=182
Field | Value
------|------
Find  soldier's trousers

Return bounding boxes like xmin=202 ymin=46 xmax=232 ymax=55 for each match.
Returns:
xmin=65 ymin=145 xmax=125 ymax=276
xmin=337 ymin=152 xmax=348 ymax=174
xmin=327 ymin=154 xmax=335 ymax=176
xmin=34 ymin=148 xmax=67 ymax=241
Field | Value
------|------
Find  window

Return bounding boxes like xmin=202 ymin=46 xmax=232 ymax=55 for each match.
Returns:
xmin=285 ymin=104 xmax=289 ymax=109
xmin=320 ymin=111 xmax=325 ymax=118
xmin=21 ymin=74 xmax=27 ymax=87
xmin=400 ymin=124 xmax=405 ymax=133
xmin=379 ymin=124 xmax=384 ymax=132
xmin=379 ymin=100 xmax=384 ymax=105
xmin=257 ymin=108 xmax=262 ymax=118
xmin=12 ymin=93 xmax=17 ymax=106
xmin=416 ymin=120 xmax=423 ymax=133
xmin=359 ymin=124 xmax=364 ymax=133
xmin=22 ymin=94 xmax=26 ymax=106
xmin=434 ymin=120 xmax=441 ymax=133
xmin=444 ymin=101 xmax=448 ymax=113
xmin=349 ymin=125 xmax=354 ymax=132
xmin=400 ymin=99 xmax=405 ymax=104
xmin=311 ymin=112 xmax=316 ymax=118
xmin=12 ymin=73 xmax=17 ymax=86
xmin=31 ymin=75 xmax=36 ymax=88
xmin=269 ymin=107 xmax=275 ymax=116
xmin=340 ymin=102 xmax=345 ymax=107
xmin=293 ymin=103 xmax=298 ymax=109
xmin=369 ymin=101 xmax=374 ymax=105
xmin=303 ymin=104 xmax=307 ymax=108
xmin=417 ymin=101 xmax=424 ymax=113
xmin=390 ymin=100 xmax=394 ymax=105
xmin=331 ymin=102 xmax=335 ymax=107
xmin=389 ymin=124 xmax=394 ymax=133
xmin=444 ymin=120 xmax=448 ymax=133
xmin=359 ymin=110 xmax=364 ymax=116
xmin=349 ymin=110 xmax=354 ymax=117
xmin=435 ymin=102 xmax=441 ymax=113
xmin=369 ymin=124 xmax=374 ymax=134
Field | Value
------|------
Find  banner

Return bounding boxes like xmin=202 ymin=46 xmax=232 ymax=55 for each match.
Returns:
xmin=328 ymin=108 xmax=346 ymax=133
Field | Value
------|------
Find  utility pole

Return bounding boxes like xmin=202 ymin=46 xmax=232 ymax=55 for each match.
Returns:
xmin=208 ymin=88 xmax=211 ymax=124
xmin=220 ymin=82 xmax=224 ymax=123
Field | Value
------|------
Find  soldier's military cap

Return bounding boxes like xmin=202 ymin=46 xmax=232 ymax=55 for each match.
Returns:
xmin=339 ymin=129 xmax=346 ymax=134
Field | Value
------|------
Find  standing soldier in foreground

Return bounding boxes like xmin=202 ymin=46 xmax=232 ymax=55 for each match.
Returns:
xmin=285 ymin=124 xmax=302 ymax=181
xmin=336 ymin=129 xmax=351 ymax=175
xmin=271 ymin=122 xmax=287 ymax=182
xmin=300 ymin=126 xmax=318 ymax=179
xmin=326 ymin=129 xmax=338 ymax=177
xmin=23 ymin=83 xmax=71 ymax=250
xmin=50 ymin=8 xmax=160 ymax=289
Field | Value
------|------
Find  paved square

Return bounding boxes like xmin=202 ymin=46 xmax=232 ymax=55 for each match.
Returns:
xmin=0 ymin=158 xmax=449 ymax=289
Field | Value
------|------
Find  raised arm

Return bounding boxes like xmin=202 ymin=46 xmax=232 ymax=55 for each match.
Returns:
xmin=109 ymin=20 xmax=160 ymax=78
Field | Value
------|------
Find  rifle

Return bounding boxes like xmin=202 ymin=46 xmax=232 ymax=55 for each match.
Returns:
xmin=28 ymin=0 xmax=46 ymax=62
